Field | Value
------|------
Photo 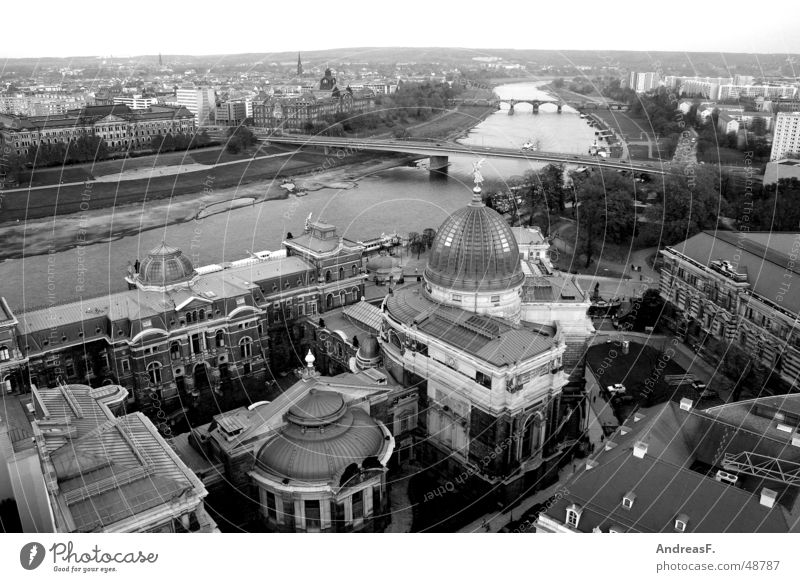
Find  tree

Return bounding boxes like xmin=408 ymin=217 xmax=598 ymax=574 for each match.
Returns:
xmin=407 ymin=232 xmax=425 ymax=259
xmin=642 ymin=166 xmax=727 ymax=246
xmin=225 ymin=125 xmax=257 ymax=154
xmin=573 ymin=171 xmax=637 ymax=267
xmin=422 ymin=228 xmax=436 ymax=249
xmin=747 ymin=178 xmax=800 ymax=232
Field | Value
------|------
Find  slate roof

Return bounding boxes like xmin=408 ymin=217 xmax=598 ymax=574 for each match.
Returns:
xmin=542 ymin=400 xmax=800 ymax=533
xmin=386 ymin=285 xmax=555 ymax=367
xmin=669 ymin=230 xmax=800 ymax=315
xmin=32 ymin=384 xmax=207 ymax=532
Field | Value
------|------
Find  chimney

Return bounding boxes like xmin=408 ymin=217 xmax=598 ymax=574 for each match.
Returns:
xmin=633 ymin=440 xmax=648 ymax=458
xmin=760 ymin=488 xmax=778 ymax=509
xmin=679 ymin=397 xmax=693 ymax=411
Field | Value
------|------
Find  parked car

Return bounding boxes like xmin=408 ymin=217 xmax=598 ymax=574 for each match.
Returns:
xmin=607 ymin=383 xmax=626 ymax=394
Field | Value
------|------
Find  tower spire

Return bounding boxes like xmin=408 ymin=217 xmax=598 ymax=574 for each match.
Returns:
xmin=297 ymin=53 xmax=303 ymax=76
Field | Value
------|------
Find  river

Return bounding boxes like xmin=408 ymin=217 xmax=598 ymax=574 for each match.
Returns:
xmin=0 ymin=82 xmax=602 ymax=312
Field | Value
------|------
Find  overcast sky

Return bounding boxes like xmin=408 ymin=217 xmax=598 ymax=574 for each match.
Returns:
xmin=3 ymin=0 xmax=800 ymax=59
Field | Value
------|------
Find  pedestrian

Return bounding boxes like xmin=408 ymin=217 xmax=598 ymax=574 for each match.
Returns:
xmin=134 ymin=258 xmax=141 ymax=274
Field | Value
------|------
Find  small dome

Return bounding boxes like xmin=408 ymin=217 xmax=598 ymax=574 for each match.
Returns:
xmin=139 ymin=242 xmax=196 ymax=287
xmin=304 ymin=349 xmax=316 ymax=366
xmin=286 ymin=389 xmax=347 ymax=427
xmin=255 ymin=389 xmax=387 ymax=482
xmin=424 ymin=195 xmax=523 ymax=292
xmin=366 ymin=254 xmax=399 ymax=272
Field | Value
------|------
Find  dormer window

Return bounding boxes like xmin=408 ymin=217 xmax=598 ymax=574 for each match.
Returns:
xmin=566 ymin=504 xmax=582 ymax=528
xmin=674 ymin=514 xmax=689 ymax=532
xmin=622 ymin=491 xmax=636 ymax=510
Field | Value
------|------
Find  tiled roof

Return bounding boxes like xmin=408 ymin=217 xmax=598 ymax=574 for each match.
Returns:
xmin=543 ymin=401 xmax=800 ymax=533
xmin=671 ymin=230 xmax=800 ymax=315
xmin=386 ymin=285 xmax=555 ymax=367
xmin=342 ymin=300 xmax=383 ymax=332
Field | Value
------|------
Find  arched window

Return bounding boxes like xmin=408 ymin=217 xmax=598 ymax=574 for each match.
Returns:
xmin=352 ymin=265 xmax=358 ymax=277
xmin=325 ymin=270 xmax=331 ymax=283
xmin=215 ymin=330 xmax=225 ymax=347
xmin=239 ymin=336 xmax=253 ymax=359
xmin=199 ymin=309 xmax=206 ymax=321
xmin=326 ymin=294 xmax=333 ymax=309
xmin=186 ymin=311 xmax=194 ymax=324
xmin=339 ymin=267 xmax=345 ymax=281
xmin=170 ymin=341 xmax=182 ymax=360
xmin=146 ymin=362 xmax=162 ymax=385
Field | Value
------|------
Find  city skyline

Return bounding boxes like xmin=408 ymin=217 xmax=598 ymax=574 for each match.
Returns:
xmin=2 ymin=0 xmax=800 ymax=59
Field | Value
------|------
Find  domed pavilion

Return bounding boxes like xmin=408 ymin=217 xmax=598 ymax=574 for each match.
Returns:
xmin=251 ymin=385 xmax=394 ymax=532
xmin=423 ymin=185 xmax=525 ymax=320
xmin=127 ymin=241 xmax=197 ymax=291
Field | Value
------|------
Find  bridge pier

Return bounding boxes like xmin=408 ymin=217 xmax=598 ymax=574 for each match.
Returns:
xmin=429 ymin=155 xmax=449 ymax=176
xmin=531 ymin=102 xmax=539 ymax=114
xmin=557 ymin=103 xmax=562 ymax=114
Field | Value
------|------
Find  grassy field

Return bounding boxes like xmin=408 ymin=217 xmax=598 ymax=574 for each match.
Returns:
xmin=405 ymin=105 xmax=495 ymax=140
xmin=0 ymin=148 xmax=377 ymax=222
xmin=697 ymin=146 xmax=747 ymax=165
xmin=592 ymin=110 xmax=655 ymax=141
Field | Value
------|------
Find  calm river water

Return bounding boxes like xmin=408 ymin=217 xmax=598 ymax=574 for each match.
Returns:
xmin=0 ymin=82 xmax=602 ymax=311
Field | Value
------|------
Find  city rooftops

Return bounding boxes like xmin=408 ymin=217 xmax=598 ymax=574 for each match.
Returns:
xmin=668 ymin=230 xmax=800 ymax=315
xmin=541 ymin=399 xmax=799 ymax=533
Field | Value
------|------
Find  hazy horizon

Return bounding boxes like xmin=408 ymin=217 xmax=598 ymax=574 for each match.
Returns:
xmin=2 ymin=0 xmax=800 ymax=60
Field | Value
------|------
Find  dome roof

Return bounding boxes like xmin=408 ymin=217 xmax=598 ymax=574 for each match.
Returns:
xmin=366 ymin=254 xmax=400 ymax=272
xmin=424 ymin=193 xmax=524 ymax=292
xmin=139 ymin=242 xmax=196 ymax=287
xmin=255 ymin=389 xmax=386 ymax=483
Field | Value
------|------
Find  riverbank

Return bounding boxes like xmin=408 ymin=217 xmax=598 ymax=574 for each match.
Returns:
xmin=0 ymin=154 xmax=420 ymax=262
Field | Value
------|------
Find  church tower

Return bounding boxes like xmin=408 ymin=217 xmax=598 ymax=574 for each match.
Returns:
xmin=297 ymin=53 xmax=303 ymax=76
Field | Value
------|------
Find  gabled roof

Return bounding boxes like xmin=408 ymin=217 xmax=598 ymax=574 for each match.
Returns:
xmin=542 ymin=401 xmax=800 ymax=533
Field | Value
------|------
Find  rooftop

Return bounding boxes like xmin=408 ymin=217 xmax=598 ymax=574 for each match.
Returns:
xmin=386 ymin=284 xmax=555 ymax=367
xmin=669 ymin=230 xmax=800 ymax=315
xmin=542 ymin=399 xmax=800 ymax=533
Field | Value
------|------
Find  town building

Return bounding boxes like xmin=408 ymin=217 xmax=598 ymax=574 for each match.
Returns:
xmin=378 ymin=178 xmax=594 ymax=503
xmin=659 ymin=230 xmax=800 ymax=389
xmin=628 ymin=71 xmax=660 ymax=93
xmin=252 ymin=69 xmax=375 ymax=131
xmin=536 ymin=394 xmax=800 ymax=533
xmin=719 ymin=84 xmax=797 ymax=101
xmin=0 ymin=218 xmax=367 ymax=430
xmin=0 ymin=104 xmax=195 ymax=156
xmin=764 ymin=158 xmax=800 ymax=185
xmin=175 ymin=85 xmax=216 ymax=125
xmin=112 ymin=94 xmax=159 ymax=109
xmin=0 ymin=91 xmax=91 ymax=117
xmin=771 ymin=112 xmax=800 ymax=160
xmin=7 ymin=382 xmax=217 ymax=532
xmin=215 ymin=101 xmax=247 ymax=126
xmin=0 ymin=298 xmax=27 ymax=395
xmin=175 ymin=347 xmax=402 ymax=532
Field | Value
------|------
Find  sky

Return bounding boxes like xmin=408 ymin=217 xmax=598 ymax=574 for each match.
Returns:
xmin=2 ymin=0 xmax=800 ymax=58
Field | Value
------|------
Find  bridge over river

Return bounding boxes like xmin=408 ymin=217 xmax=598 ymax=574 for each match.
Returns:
xmin=265 ymin=135 xmax=668 ymax=175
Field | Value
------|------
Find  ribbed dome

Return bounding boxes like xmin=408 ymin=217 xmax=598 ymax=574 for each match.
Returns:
xmin=424 ymin=195 xmax=524 ymax=292
xmin=286 ymin=389 xmax=347 ymax=427
xmin=255 ymin=390 xmax=386 ymax=482
xmin=139 ymin=242 xmax=196 ymax=287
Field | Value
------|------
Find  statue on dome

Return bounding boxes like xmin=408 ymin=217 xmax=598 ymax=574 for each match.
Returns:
xmin=304 ymin=212 xmax=313 ymax=232
xmin=472 ymin=158 xmax=486 ymax=189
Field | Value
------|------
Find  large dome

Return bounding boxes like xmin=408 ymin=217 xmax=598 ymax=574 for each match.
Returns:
xmin=255 ymin=389 xmax=387 ymax=483
xmin=139 ymin=242 xmax=196 ymax=287
xmin=424 ymin=193 xmax=524 ymax=292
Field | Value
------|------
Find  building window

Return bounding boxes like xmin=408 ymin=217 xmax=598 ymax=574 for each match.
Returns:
xmin=0 ymin=346 xmax=9 ymax=361
xmin=476 ymin=371 xmax=492 ymax=389
xmin=215 ymin=330 xmax=225 ymax=347
xmin=265 ymin=491 xmax=277 ymax=521
xmin=240 ymin=337 xmax=253 ymax=359
xmin=491 ymin=295 xmax=500 ymax=305
xmin=191 ymin=334 xmax=202 ymax=354
xmin=352 ymin=490 xmax=364 ymax=521
xmin=121 ymin=359 xmax=131 ymax=373
xmin=451 ymin=294 xmax=462 ymax=303
xmin=566 ymin=505 xmax=582 ymax=528
xmin=146 ymin=362 xmax=162 ymax=385
xmin=170 ymin=341 xmax=182 ymax=360
xmin=282 ymin=500 xmax=295 ymax=526
xmin=304 ymin=500 xmax=321 ymax=530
